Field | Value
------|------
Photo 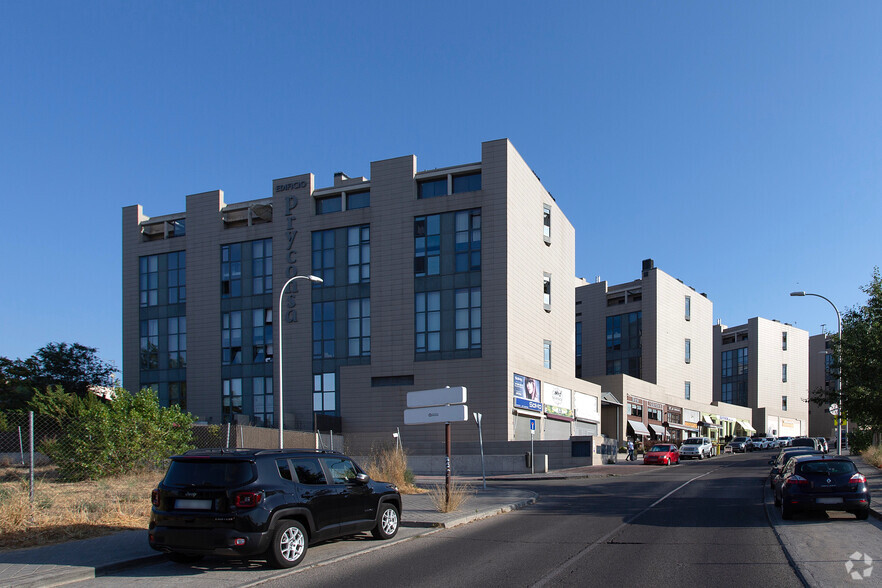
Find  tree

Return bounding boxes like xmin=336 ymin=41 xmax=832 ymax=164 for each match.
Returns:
xmin=0 ymin=342 xmax=116 ymax=410
xmin=814 ymin=269 xmax=882 ymax=444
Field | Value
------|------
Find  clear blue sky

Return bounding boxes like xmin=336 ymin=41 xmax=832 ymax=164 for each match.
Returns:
xmin=2 ymin=2 xmax=880 ymax=378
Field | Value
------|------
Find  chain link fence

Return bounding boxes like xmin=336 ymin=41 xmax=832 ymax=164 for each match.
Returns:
xmin=0 ymin=411 xmax=342 ymax=541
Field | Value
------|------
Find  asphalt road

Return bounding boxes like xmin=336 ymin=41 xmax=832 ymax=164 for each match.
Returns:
xmin=70 ymin=452 xmax=882 ymax=588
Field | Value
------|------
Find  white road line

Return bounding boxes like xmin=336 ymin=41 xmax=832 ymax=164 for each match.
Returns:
xmin=531 ymin=468 xmax=720 ymax=588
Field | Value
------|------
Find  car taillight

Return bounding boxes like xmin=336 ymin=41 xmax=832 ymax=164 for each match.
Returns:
xmin=785 ymin=475 xmax=809 ymax=487
xmin=850 ymin=473 xmax=867 ymax=484
xmin=151 ymin=489 xmax=160 ymax=507
xmin=233 ymin=491 xmax=262 ymax=508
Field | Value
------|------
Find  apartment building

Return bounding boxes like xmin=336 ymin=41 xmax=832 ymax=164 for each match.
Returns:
xmin=575 ymin=261 xmax=748 ymax=445
xmin=713 ymin=318 xmax=809 ymax=437
xmin=122 ymin=139 xmax=602 ymax=454
xmin=808 ymin=333 xmax=836 ymax=439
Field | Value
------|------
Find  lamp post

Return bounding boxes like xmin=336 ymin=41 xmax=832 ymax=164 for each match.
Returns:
xmin=790 ymin=291 xmax=843 ymax=455
xmin=278 ymin=274 xmax=323 ymax=449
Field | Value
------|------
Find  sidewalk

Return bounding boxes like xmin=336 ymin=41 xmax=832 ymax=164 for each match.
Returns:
xmin=1 ymin=455 xmax=877 ymax=588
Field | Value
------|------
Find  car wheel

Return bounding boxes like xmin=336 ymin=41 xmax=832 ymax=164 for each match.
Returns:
xmin=856 ymin=509 xmax=870 ymax=521
xmin=267 ymin=520 xmax=308 ymax=568
xmin=372 ymin=504 xmax=399 ymax=540
xmin=781 ymin=500 xmax=794 ymax=520
xmin=167 ymin=552 xmax=204 ymax=564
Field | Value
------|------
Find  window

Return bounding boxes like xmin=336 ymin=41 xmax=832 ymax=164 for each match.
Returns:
xmin=782 ymin=396 xmax=788 ymax=411
xmin=252 ymin=239 xmax=272 ymax=295
xmin=418 ymin=177 xmax=447 ymax=199
xmin=221 ymin=244 xmax=242 ymax=298
xmin=685 ymin=381 xmax=691 ymax=400
xmin=782 ymin=331 xmax=788 ymax=350
xmin=648 ymin=408 xmax=662 ymax=421
xmin=347 ymin=226 xmax=370 ymax=284
xmin=543 ymin=340 xmax=551 ymax=369
xmin=415 ymin=291 xmax=441 ymax=352
xmin=140 ymin=319 xmax=159 ymax=369
xmin=312 ymin=229 xmax=336 ymax=286
xmin=685 ymin=296 xmax=691 ymax=321
xmin=252 ymin=309 xmax=273 ymax=363
xmin=169 ymin=219 xmax=185 ymax=237
xmin=316 ymin=195 xmax=342 ymax=215
xmin=721 ymin=347 xmax=749 ymax=406
xmin=782 ymin=363 xmax=788 ymax=382
xmin=292 ymin=458 xmax=327 ymax=485
xmin=313 ymin=372 xmax=337 ymax=414
xmin=168 ymin=317 xmax=186 ymax=368
xmin=347 ymin=298 xmax=370 ymax=357
xmin=347 ymin=190 xmax=370 ymax=209
xmin=222 ymin=311 xmax=242 ymax=365
xmin=543 ymin=205 xmax=551 ymax=243
xmin=168 ymin=381 xmax=186 ymax=410
xmin=454 ymin=210 xmax=481 ymax=272
xmin=414 ymin=215 xmax=441 ymax=276
xmin=543 ymin=273 xmax=552 ymax=311
xmin=139 ymin=255 xmax=158 ymax=307
xmin=167 ymin=251 xmax=186 ymax=304
xmin=685 ymin=339 xmax=691 ymax=364
xmin=252 ymin=376 xmax=273 ymax=426
xmin=222 ymin=378 xmax=243 ymax=421
xmin=606 ymin=311 xmax=642 ymax=377
xmin=312 ymin=301 xmax=335 ymax=359
xmin=575 ymin=322 xmax=582 ymax=365
xmin=455 ymin=288 xmax=481 ymax=351
xmin=628 ymin=403 xmax=643 ymax=418
xmin=452 ymin=172 xmax=481 ymax=193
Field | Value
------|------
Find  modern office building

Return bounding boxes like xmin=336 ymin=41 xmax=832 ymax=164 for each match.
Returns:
xmin=713 ymin=318 xmax=809 ymax=437
xmin=122 ymin=139 xmax=603 ymax=454
xmin=808 ymin=333 xmax=836 ymax=439
xmin=575 ymin=261 xmax=749 ymax=445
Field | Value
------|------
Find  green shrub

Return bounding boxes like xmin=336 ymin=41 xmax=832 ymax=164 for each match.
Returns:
xmin=848 ymin=429 xmax=874 ymax=455
xmin=38 ymin=388 xmax=195 ymax=481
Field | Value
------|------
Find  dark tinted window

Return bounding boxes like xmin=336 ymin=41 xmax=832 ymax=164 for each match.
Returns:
xmin=418 ymin=178 xmax=447 ymax=199
xmin=277 ymin=459 xmax=293 ymax=481
xmin=798 ymin=461 xmax=856 ymax=476
xmin=165 ymin=459 xmax=255 ymax=487
xmin=453 ymin=172 xmax=481 ymax=193
xmin=347 ymin=191 xmax=370 ymax=209
xmin=292 ymin=458 xmax=327 ymax=485
xmin=323 ymin=457 xmax=361 ymax=483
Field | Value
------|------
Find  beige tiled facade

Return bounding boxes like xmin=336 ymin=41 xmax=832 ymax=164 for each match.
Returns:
xmin=713 ymin=317 xmax=809 ymax=437
xmin=122 ymin=139 xmax=602 ymax=454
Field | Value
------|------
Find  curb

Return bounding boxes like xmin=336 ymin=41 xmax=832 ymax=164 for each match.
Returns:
xmin=428 ymin=494 xmax=538 ymax=529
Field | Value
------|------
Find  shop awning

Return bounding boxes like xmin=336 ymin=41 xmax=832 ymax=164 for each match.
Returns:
xmin=649 ymin=424 xmax=667 ymax=436
xmin=601 ymin=392 xmax=623 ymax=406
xmin=699 ymin=414 xmax=722 ymax=429
xmin=627 ymin=420 xmax=650 ymax=436
xmin=667 ymin=423 xmax=699 ymax=432
xmin=737 ymin=420 xmax=756 ymax=434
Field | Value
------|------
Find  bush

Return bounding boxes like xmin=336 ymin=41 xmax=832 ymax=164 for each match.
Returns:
xmin=362 ymin=445 xmax=422 ymax=494
xmin=847 ymin=429 xmax=874 ymax=455
xmin=862 ymin=445 xmax=882 ymax=468
xmin=39 ymin=388 xmax=195 ymax=481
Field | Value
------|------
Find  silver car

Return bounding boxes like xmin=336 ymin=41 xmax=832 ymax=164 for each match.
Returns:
xmin=679 ymin=437 xmax=713 ymax=460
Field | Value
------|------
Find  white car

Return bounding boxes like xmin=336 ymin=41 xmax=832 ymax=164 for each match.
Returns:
xmin=679 ymin=437 xmax=714 ymax=460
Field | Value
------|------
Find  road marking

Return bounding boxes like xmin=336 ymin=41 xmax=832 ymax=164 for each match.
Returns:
xmin=531 ymin=468 xmax=720 ymax=587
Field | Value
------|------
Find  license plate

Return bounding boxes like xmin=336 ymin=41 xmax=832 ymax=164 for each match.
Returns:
xmin=175 ymin=499 xmax=213 ymax=509
xmin=816 ymin=497 xmax=843 ymax=505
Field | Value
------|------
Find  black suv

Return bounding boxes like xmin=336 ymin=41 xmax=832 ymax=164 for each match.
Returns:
xmin=149 ymin=448 xmax=401 ymax=568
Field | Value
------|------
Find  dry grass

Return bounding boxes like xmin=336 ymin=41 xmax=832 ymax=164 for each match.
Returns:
xmin=0 ymin=464 xmax=160 ymax=551
xmin=862 ymin=445 xmax=882 ymax=469
xmin=362 ymin=446 xmax=425 ymax=495
xmin=427 ymin=479 xmax=473 ymax=513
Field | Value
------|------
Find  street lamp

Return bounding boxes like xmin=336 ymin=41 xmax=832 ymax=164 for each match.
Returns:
xmin=790 ymin=291 xmax=843 ymax=455
xmin=278 ymin=274 xmax=323 ymax=449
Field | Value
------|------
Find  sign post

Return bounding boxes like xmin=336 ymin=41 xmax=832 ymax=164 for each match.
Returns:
xmin=404 ymin=386 xmax=468 ymax=508
xmin=474 ymin=412 xmax=486 ymax=489
xmin=530 ymin=419 xmax=536 ymax=474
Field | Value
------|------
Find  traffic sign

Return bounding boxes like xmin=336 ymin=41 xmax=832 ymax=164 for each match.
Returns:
xmin=404 ymin=404 xmax=469 ymax=425
xmin=407 ymin=387 xmax=467 ymax=408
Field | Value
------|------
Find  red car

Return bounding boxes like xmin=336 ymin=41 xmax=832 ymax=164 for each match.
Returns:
xmin=644 ymin=443 xmax=680 ymax=466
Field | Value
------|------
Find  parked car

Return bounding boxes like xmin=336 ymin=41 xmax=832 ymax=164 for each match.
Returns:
xmin=773 ymin=455 xmax=871 ymax=520
xmin=149 ymin=448 xmax=402 ymax=568
xmin=750 ymin=437 xmax=769 ymax=450
xmin=727 ymin=436 xmax=752 ymax=453
xmin=644 ymin=444 xmax=680 ymax=466
xmin=777 ymin=436 xmax=793 ymax=447
xmin=816 ymin=438 xmax=829 ymax=453
xmin=679 ymin=437 xmax=714 ymax=460
xmin=768 ymin=447 xmax=824 ymax=488
xmin=790 ymin=437 xmax=822 ymax=451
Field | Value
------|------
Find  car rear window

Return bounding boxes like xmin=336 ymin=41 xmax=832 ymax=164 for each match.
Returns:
xmin=683 ymin=438 xmax=701 ymax=444
xmin=798 ymin=461 xmax=856 ymax=476
xmin=164 ymin=459 xmax=256 ymax=487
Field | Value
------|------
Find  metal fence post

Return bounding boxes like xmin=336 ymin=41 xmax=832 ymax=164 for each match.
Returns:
xmin=28 ymin=411 xmax=34 ymax=506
